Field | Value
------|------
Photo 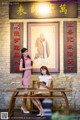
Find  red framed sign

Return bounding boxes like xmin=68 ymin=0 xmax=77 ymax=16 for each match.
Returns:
xmin=64 ymin=21 xmax=77 ymax=73
xmin=10 ymin=23 xmax=23 ymax=73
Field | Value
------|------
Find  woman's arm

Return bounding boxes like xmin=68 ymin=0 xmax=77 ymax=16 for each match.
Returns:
xmin=47 ymin=79 xmax=52 ymax=87
xmin=19 ymin=59 xmax=32 ymax=71
xmin=44 ymin=79 xmax=52 ymax=89
xmin=39 ymin=80 xmax=52 ymax=89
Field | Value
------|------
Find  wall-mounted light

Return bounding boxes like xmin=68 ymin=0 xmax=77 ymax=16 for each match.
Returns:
xmin=37 ymin=3 xmax=51 ymax=16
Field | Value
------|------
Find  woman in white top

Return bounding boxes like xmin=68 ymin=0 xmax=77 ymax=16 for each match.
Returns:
xmin=31 ymin=66 xmax=52 ymax=116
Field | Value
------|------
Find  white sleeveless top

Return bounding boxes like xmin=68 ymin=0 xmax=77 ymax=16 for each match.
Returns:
xmin=39 ymin=75 xmax=52 ymax=86
xmin=37 ymin=75 xmax=52 ymax=94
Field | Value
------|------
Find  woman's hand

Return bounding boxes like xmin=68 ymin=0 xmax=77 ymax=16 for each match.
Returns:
xmin=26 ymin=66 xmax=32 ymax=70
xmin=41 ymin=82 xmax=46 ymax=87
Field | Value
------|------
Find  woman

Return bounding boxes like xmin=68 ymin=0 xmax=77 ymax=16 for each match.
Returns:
xmin=19 ymin=48 xmax=32 ymax=113
xmin=31 ymin=66 xmax=52 ymax=116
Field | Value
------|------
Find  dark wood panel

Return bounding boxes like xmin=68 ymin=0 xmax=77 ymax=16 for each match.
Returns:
xmin=64 ymin=21 xmax=77 ymax=73
xmin=9 ymin=1 xmax=78 ymax=19
xmin=10 ymin=23 xmax=23 ymax=73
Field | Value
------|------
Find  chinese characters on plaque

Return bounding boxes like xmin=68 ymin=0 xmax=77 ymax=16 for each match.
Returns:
xmin=9 ymin=1 xmax=77 ymax=19
xmin=64 ymin=21 xmax=77 ymax=73
xmin=10 ymin=23 xmax=23 ymax=73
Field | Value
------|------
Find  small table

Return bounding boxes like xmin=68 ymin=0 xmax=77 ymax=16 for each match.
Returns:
xmin=8 ymin=88 xmax=71 ymax=118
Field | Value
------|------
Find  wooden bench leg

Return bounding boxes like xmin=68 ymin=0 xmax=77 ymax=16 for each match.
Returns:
xmin=61 ymin=92 xmax=69 ymax=113
xmin=8 ymin=91 xmax=19 ymax=119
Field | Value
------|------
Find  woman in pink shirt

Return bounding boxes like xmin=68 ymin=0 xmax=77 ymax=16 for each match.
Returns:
xmin=19 ymin=48 xmax=32 ymax=113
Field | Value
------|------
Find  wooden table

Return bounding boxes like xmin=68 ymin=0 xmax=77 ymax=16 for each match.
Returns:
xmin=8 ymin=88 xmax=71 ymax=118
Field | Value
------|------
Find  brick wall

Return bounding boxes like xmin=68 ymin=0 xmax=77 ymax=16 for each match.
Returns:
xmin=0 ymin=2 xmax=80 ymax=110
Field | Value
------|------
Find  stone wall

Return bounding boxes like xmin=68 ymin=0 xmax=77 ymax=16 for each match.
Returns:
xmin=0 ymin=2 xmax=80 ymax=111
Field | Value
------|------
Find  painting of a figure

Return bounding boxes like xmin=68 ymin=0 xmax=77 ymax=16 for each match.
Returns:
xmin=35 ymin=33 xmax=50 ymax=59
xmin=27 ymin=22 xmax=59 ymax=73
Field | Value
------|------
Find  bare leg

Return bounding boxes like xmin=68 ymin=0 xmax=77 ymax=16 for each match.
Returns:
xmin=31 ymin=98 xmax=42 ymax=114
xmin=21 ymin=85 xmax=29 ymax=111
xmin=21 ymin=94 xmax=27 ymax=110
xmin=36 ymin=99 xmax=44 ymax=115
xmin=31 ymin=98 xmax=44 ymax=115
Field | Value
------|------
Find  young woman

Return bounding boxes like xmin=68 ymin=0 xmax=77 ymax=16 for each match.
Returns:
xmin=31 ymin=66 xmax=52 ymax=116
xmin=19 ymin=48 xmax=32 ymax=113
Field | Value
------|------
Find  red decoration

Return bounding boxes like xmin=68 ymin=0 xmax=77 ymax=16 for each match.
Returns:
xmin=14 ymin=38 xmax=20 ymax=43
xmin=67 ymin=51 xmax=73 ymax=56
xmin=64 ymin=21 xmax=77 ymax=73
xmin=67 ymin=44 xmax=73 ymax=49
xmin=67 ymin=22 xmax=73 ymax=27
xmin=14 ymin=52 xmax=20 ymax=57
xmin=14 ymin=45 xmax=20 ymax=50
xmin=14 ymin=31 xmax=20 ymax=36
xmin=67 ymin=29 xmax=73 ymax=34
xmin=67 ymin=65 xmax=74 ymax=70
xmin=13 ymin=24 xmax=20 ymax=29
xmin=14 ymin=60 xmax=20 ymax=64
xmin=68 ymin=58 xmax=74 ymax=64
xmin=11 ymin=23 xmax=23 ymax=73
xmin=67 ymin=36 xmax=74 ymax=42
xmin=13 ymin=66 xmax=19 ymax=71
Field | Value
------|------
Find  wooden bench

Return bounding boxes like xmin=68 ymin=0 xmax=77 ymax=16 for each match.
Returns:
xmin=8 ymin=87 xmax=71 ymax=119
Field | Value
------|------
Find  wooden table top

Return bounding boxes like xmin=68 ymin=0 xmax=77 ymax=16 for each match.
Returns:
xmin=7 ymin=88 xmax=72 ymax=92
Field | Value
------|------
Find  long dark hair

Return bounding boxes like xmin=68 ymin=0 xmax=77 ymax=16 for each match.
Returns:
xmin=21 ymin=48 xmax=31 ymax=77
xmin=40 ymin=66 xmax=50 ymax=75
